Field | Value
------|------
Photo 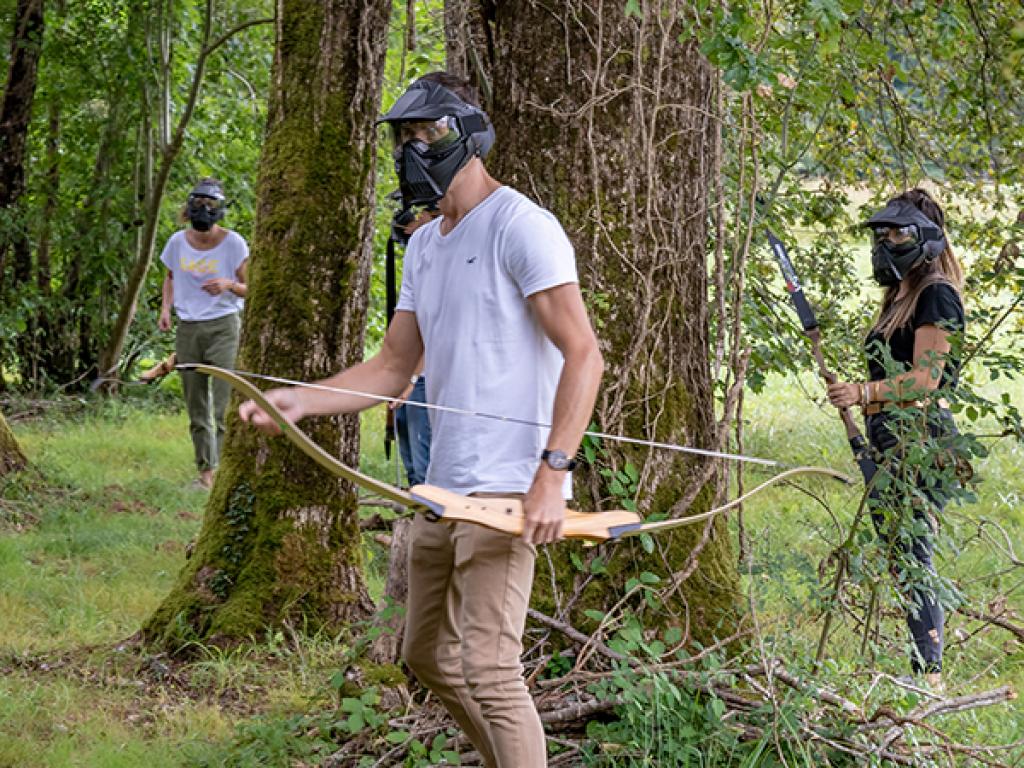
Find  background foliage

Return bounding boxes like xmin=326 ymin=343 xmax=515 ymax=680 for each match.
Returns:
xmin=1 ymin=0 xmax=1022 ymax=765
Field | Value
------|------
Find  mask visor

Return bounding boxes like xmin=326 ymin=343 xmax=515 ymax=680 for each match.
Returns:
xmin=871 ymin=224 xmax=921 ymax=248
xmin=188 ymin=195 xmax=226 ymax=214
xmin=391 ymin=117 xmax=463 ymax=158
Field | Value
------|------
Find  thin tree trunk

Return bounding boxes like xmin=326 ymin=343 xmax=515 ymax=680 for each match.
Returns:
xmin=143 ymin=0 xmax=391 ymax=649
xmin=487 ymin=0 xmax=740 ymax=645
xmin=369 ymin=518 xmax=411 ymax=664
xmin=35 ymin=99 xmax=58 ymax=299
xmin=0 ymin=0 xmax=45 ymax=295
xmin=18 ymin=98 xmax=59 ymax=388
xmin=0 ymin=410 xmax=27 ymax=476
xmin=96 ymin=5 xmax=272 ymax=382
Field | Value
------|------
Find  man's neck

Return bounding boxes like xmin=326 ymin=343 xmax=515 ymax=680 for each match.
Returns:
xmin=438 ymin=161 xmax=501 ymax=234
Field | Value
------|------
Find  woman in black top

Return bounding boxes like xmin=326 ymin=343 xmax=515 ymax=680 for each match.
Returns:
xmin=827 ymin=188 xmax=965 ymax=687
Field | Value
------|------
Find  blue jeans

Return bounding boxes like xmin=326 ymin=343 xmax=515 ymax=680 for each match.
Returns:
xmin=395 ymin=376 xmax=431 ymax=486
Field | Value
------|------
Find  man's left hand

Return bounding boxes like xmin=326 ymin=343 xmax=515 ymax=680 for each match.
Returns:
xmin=522 ymin=473 xmax=566 ymax=545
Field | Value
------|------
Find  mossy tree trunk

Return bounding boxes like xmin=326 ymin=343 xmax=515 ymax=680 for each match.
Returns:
xmin=485 ymin=1 xmax=740 ymax=645
xmin=144 ymin=0 xmax=391 ymax=650
xmin=0 ymin=411 xmax=27 ymax=477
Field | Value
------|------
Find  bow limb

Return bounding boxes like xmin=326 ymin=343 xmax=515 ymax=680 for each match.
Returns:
xmin=605 ymin=466 xmax=854 ymax=540
xmin=767 ymin=230 xmax=878 ymax=485
xmin=192 ymin=364 xmax=414 ymax=507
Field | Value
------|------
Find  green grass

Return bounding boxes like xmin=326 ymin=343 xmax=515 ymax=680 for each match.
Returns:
xmin=1 ymin=373 xmax=1022 ymax=765
xmin=736 ymin=370 xmax=1024 ymax=750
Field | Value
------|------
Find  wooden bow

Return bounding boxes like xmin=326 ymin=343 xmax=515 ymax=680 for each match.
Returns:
xmin=191 ymin=364 xmax=852 ymax=543
xmin=192 ymin=364 xmax=641 ymax=541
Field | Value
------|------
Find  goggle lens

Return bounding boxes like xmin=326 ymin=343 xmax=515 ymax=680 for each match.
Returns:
xmin=188 ymin=196 xmax=224 ymax=212
xmin=392 ymin=117 xmax=461 ymax=155
xmin=872 ymin=224 xmax=920 ymax=245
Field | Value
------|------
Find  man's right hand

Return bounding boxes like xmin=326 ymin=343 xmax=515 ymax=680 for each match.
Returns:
xmin=238 ymin=387 xmax=305 ymax=435
xmin=158 ymin=309 xmax=172 ymax=332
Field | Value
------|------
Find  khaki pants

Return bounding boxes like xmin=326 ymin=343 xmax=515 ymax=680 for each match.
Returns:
xmin=175 ymin=313 xmax=241 ymax=472
xmin=402 ymin=510 xmax=545 ymax=768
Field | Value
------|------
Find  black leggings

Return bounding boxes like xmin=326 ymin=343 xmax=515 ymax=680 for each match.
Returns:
xmin=866 ymin=409 xmax=956 ymax=674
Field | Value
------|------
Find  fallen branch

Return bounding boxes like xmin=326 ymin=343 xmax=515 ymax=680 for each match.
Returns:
xmin=958 ymin=605 xmax=1024 ymax=644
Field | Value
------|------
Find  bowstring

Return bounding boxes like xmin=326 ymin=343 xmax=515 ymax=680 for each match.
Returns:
xmin=178 ymin=364 xmax=792 ymax=470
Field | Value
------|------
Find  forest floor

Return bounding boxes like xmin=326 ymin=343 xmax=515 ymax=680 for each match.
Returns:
xmin=0 ymin=374 xmax=1021 ymax=767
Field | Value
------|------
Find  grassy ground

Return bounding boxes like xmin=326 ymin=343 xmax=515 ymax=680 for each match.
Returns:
xmin=0 ymin=374 xmax=1021 ymax=766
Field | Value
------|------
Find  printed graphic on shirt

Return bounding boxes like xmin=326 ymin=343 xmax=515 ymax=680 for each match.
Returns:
xmin=179 ymin=256 xmax=221 ymax=276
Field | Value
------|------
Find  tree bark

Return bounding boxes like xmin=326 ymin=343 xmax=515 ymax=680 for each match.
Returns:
xmin=0 ymin=410 xmax=27 ymax=477
xmin=369 ymin=518 xmax=410 ymax=664
xmin=0 ymin=0 xmax=45 ymax=295
xmin=486 ymin=1 xmax=740 ymax=645
xmin=443 ymin=0 xmax=493 ymax=97
xmin=143 ymin=0 xmax=391 ymax=649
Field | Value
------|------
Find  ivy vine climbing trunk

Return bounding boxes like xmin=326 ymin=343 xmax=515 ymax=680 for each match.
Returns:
xmin=0 ymin=411 xmax=27 ymax=477
xmin=486 ymin=0 xmax=741 ymax=645
xmin=143 ymin=0 xmax=390 ymax=649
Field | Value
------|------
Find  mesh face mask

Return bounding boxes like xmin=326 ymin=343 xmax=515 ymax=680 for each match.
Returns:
xmin=863 ymin=199 xmax=946 ymax=286
xmin=186 ymin=184 xmax=227 ymax=231
xmin=377 ymin=81 xmax=495 ymax=217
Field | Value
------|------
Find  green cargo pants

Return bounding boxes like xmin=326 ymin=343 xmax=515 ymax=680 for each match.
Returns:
xmin=175 ymin=313 xmax=241 ymax=472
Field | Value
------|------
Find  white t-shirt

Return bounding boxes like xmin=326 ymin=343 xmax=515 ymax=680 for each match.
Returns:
xmin=396 ymin=186 xmax=577 ymax=497
xmin=159 ymin=229 xmax=248 ymax=321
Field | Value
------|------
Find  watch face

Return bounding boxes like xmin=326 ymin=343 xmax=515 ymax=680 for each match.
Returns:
xmin=544 ymin=449 xmax=570 ymax=470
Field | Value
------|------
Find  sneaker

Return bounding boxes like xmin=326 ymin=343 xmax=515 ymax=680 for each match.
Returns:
xmin=189 ymin=471 xmax=214 ymax=491
xmin=924 ymin=673 xmax=945 ymax=695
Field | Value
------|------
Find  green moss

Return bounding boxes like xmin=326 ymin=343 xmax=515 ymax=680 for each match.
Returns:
xmin=358 ymin=661 xmax=406 ymax=688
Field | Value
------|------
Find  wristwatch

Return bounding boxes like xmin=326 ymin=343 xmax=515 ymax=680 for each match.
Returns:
xmin=541 ymin=449 xmax=578 ymax=472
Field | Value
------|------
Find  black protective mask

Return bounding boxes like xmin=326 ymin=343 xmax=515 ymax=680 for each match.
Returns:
xmin=189 ymin=206 xmax=217 ymax=232
xmin=871 ymin=235 xmax=925 ymax=286
xmin=377 ymin=80 xmax=495 ymax=231
xmin=863 ymin=199 xmax=946 ymax=286
xmin=395 ymin=132 xmax=473 ymax=210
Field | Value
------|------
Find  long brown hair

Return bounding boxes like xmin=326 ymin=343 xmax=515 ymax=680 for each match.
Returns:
xmin=873 ymin=188 xmax=964 ymax=339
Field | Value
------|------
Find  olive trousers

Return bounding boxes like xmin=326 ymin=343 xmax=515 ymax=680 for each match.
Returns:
xmin=175 ymin=313 xmax=241 ymax=472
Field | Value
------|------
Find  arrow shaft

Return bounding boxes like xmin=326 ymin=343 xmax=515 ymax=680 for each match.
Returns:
xmin=180 ymin=364 xmax=786 ymax=469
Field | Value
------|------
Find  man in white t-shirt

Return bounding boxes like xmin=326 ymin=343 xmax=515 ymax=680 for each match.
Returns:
xmin=159 ymin=178 xmax=249 ymax=489
xmin=239 ymin=74 xmax=603 ymax=767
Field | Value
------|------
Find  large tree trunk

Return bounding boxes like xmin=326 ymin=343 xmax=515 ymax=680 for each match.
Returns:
xmin=487 ymin=1 xmax=740 ymax=645
xmin=0 ymin=0 xmax=45 ymax=296
xmin=143 ymin=0 xmax=390 ymax=649
xmin=0 ymin=410 xmax=27 ymax=477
